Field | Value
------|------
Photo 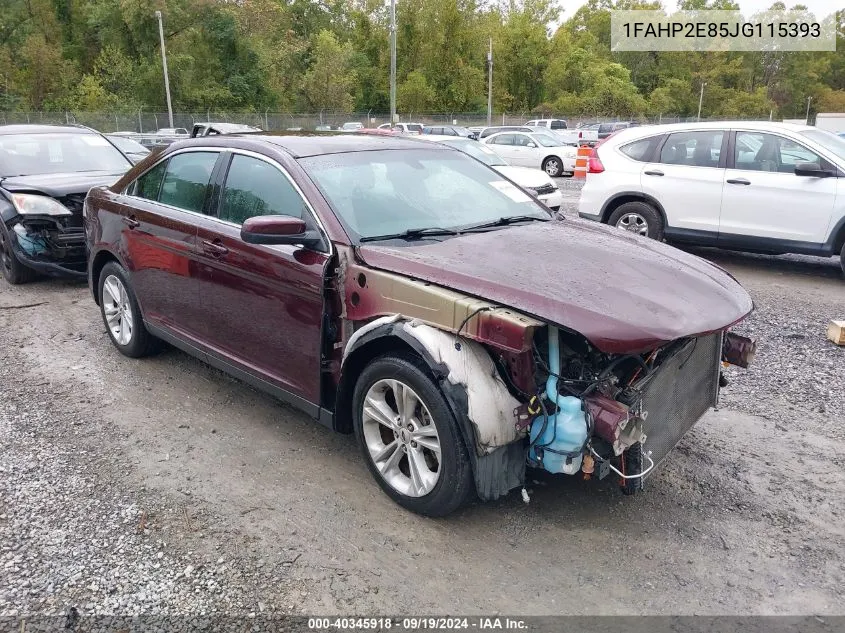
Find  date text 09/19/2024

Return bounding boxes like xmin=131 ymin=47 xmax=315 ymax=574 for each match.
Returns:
xmin=307 ymin=617 xmax=528 ymax=630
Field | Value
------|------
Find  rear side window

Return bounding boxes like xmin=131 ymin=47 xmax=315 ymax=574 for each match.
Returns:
xmin=134 ymin=160 xmax=167 ymax=200
xmin=408 ymin=124 xmax=423 ymax=133
xmin=220 ymin=155 xmax=307 ymax=225
xmin=659 ymin=131 xmax=724 ymax=168
xmin=619 ymin=137 xmax=657 ymax=162
xmin=158 ymin=152 xmax=218 ymax=212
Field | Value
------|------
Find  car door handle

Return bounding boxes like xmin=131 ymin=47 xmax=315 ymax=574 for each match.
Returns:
xmin=644 ymin=170 xmax=664 ymax=176
xmin=201 ymin=239 xmax=229 ymax=257
xmin=727 ymin=178 xmax=751 ymax=185
xmin=122 ymin=216 xmax=140 ymax=229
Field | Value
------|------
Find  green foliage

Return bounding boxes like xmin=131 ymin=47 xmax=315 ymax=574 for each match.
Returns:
xmin=1 ymin=0 xmax=843 ymax=121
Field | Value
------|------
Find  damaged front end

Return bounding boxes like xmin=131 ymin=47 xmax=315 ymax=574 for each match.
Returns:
xmin=3 ymin=192 xmax=87 ymax=278
xmin=526 ymin=327 xmax=755 ymax=495
xmin=335 ymin=245 xmax=756 ymax=503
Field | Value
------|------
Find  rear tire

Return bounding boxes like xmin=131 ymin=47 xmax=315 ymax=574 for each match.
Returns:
xmin=840 ymin=241 xmax=845 ymax=278
xmin=0 ymin=224 xmax=37 ymax=285
xmin=352 ymin=354 xmax=474 ymax=517
xmin=98 ymin=261 xmax=158 ymax=358
xmin=542 ymin=156 xmax=563 ymax=178
xmin=608 ymin=201 xmax=665 ymax=240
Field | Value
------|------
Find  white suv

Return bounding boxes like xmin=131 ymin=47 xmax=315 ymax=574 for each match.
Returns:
xmin=578 ymin=121 xmax=845 ymax=274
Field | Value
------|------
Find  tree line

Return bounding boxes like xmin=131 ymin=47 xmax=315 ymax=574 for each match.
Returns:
xmin=2 ymin=0 xmax=844 ymax=119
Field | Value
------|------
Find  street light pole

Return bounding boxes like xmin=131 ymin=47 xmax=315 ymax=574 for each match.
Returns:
xmin=389 ymin=0 xmax=397 ymax=124
xmin=697 ymin=81 xmax=706 ymax=122
xmin=155 ymin=10 xmax=174 ymax=128
xmin=487 ymin=38 xmax=493 ymax=127
xmin=806 ymin=96 xmax=812 ymax=123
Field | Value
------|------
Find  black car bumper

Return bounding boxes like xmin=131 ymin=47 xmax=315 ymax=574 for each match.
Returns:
xmin=5 ymin=215 xmax=87 ymax=280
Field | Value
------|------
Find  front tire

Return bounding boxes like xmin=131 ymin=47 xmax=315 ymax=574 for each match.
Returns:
xmin=542 ymin=156 xmax=563 ymax=178
xmin=608 ymin=201 xmax=665 ymax=240
xmin=352 ymin=354 xmax=474 ymax=517
xmin=0 ymin=224 xmax=37 ymax=285
xmin=98 ymin=261 xmax=158 ymax=358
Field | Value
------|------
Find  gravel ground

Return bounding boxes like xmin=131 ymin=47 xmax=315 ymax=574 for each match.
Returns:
xmin=1 ymin=181 xmax=844 ymax=620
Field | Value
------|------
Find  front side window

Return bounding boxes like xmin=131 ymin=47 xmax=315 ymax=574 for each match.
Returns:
xmin=659 ymin=130 xmax=724 ymax=168
xmin=300 ymin=149 xmax=547 ymax=242
xmin=158 ymin=151 xmax=218 ymax=213
xmin=551 ymin=120 xmax=567 ymax=130
xmin=735 ymin=132 xmax=826 ymax=173
xmin=489 ymin=134 xmax=515 ymax=146
xmin=220 ymin=155 xmax=307 ymax=225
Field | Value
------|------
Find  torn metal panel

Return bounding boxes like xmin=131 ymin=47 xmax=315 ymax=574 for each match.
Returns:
xmin=397 ymin=320 xmax=524 ymax=453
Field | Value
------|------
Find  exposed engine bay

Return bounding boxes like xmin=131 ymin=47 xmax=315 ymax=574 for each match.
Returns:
xmin=516 ymin=325 xmax=756 ymax=495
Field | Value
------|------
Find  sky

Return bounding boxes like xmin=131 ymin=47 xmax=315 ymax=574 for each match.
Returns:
xmin=558 ymin=0 xmax=837 ymax=20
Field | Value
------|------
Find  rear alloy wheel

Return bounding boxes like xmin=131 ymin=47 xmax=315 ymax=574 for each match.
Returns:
xmin=542 ymin=156 xmax=563 ymax=178
xmin=353 ymin=354 xmax=474 ymax=516
xmin=0 ymin=224 xmax=37 ymax=285
xmin=98 ymin=261 xmax=158 ymax=358
xmin=608 ymin=201 xmax=665 ymax=241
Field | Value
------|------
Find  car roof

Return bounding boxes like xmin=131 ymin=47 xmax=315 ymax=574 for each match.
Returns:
xmin=0 ymin=124 xmax=98 ymax=136
xmin=603 ymin=120 xmax=817 ymax=146
xmin=179 ymin=132 xmax=447 ymax=158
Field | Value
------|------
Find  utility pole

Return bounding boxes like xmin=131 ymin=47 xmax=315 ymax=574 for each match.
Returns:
xmin=805 ymin=96 xmax=812 ymax=123
xmin=697 ymin=81 xmax=706 ymax=122
xmin=155 ymin=10 xmax=174 ymax=128
xmin=389 ymin=0 xmax=397 ymax=123
xmin=487 ymin=38 xmax=493 ymax=127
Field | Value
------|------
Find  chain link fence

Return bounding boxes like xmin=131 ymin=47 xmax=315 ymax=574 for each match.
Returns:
xmin=0 ymin=111 xmax=776 ymax=134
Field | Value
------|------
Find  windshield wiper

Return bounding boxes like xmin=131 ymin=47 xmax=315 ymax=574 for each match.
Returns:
xmin=359 ymin=227 xmax=461 ymax=243
xmin=461 ymin=214 xmax=549 ymax=233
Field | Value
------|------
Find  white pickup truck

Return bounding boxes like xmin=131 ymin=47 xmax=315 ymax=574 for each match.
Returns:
xmin=526 ymin=119 xmax=599 ymax=145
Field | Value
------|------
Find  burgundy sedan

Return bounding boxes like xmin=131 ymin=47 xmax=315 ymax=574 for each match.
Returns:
xmin=84 ymin=134 xmax=755 ymax=516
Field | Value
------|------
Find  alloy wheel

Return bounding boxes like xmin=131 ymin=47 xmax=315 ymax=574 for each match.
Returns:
xmin=361 ymin=378 xmax=441 ymax=497
xmin=544 ymin=159 xmax=560 ymax=176
xmin=616 ymin=212 xmax=649 ymax=236
xmin=102 ymin=274 xmax=134 ymax=346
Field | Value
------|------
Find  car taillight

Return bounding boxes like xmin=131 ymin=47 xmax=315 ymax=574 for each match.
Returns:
xmin=578 ymin=131 xmax=583 ymax=138
xmin=587 ymin=147 xmax=604 ymax=173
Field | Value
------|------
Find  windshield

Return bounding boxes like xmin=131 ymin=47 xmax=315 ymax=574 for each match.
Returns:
xmin=439 ymin=139 xmax=507 ymax=166
xmin=532 ymin=133 xmax=561 ymax=147
xmin=800 ymin=129 xmax=845 ymax=163
xmin=300 ymin=149 xmax=548 ymax=242
xmin=0 ymin=132 xmax=131 ymax=177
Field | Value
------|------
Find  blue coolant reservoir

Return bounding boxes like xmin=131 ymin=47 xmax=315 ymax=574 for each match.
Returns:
xmin=528 ymin=396 xmax=587 ymax=475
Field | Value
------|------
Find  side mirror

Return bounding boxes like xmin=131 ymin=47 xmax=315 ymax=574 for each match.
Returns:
xmin=526 ymin=142 xmax=537 ymax=148
xmin=794 ymin=162 xmax=834 ymax=177
xmin=241 ymin=215 xmax=323 ymax=249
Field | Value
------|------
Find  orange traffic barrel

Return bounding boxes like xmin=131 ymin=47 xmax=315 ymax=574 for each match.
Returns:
xmin=574 ymin=146 xmax=590 ymax=179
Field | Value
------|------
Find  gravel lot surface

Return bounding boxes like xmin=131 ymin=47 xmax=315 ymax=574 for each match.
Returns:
xmin=2 ymin=178 xmax=844 ymax=619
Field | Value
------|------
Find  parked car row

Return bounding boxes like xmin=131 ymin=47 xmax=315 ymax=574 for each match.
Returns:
xmin=578 ymin=120 xmax=845 ymax=275
xmin=1 ymin=122 xmax=758 ymax=518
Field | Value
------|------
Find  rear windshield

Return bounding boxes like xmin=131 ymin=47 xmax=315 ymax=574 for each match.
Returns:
xmin=0 ymin=132 xmax=131 ymax=177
